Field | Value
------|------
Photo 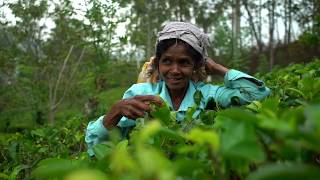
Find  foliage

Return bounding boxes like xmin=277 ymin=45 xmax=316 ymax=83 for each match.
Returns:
xmin=299 ymin=31 xmax=320 ymax=46
xmin=0 ymin=0 xmax=126 ymax=125
xmin=1 ymin=60 xmax=320 ymax=179
xmin=95 ymin=86 xmax=128 ymax=117
xmin=1 ymin=0 xmax=320 ymax=177
xmin=0 ymin=117 xmax=87 ymax=179
xmin=2 ymin=0 xmax=320 ymax=127
xmin=257 ymin=59 xmax=320 ymax=105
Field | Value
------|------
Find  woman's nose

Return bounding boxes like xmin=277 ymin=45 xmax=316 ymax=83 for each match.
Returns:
xmin=170 ymin=63 xmax=181 ymax=73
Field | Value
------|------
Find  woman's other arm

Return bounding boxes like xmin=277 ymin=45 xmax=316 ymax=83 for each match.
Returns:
xmin=205 ymin=58 xmax=270 ymax=107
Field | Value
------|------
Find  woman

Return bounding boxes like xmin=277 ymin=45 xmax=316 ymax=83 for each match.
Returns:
xmin=85 ymin=22 xmax=270 ymax=156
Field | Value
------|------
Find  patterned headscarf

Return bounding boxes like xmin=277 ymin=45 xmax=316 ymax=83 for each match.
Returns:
xmin=156 ymin=21 xmax=210 ymax=61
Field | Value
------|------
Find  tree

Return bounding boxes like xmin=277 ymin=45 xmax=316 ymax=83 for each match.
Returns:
xmin=231 ymin=0 xmax=241 ymax=65
xmin=83 ymin=0 xmax=120 ymax=62
xmin=283 ymin=0 xmax=293 ymax=45
xmin=1 ymin=0 xmax=121 ymax=124
xmin=119 ymin=0 xmax=201 ymax=60
xmin=243 ymin=0 xmax=264 ymax=52
xmin=267 ymin=0 xmax=276 ymax=70
xmin=120 ymin=0 xmax=167 ymax=60
xmin=1 ymin=0 xmax=50 ymax=128
xmin=167 ymin=0 xmax=193 ymax=22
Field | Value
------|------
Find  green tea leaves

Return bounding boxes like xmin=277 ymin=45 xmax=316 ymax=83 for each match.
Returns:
xmin=247 ymin=163 xmax=320 ymax=180
xmin=215 ymin=115 xmax=265 ymax=163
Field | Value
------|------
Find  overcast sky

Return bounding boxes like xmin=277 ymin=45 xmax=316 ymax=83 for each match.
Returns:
xmin=1 ymin=0 xmax=301 ymax=47
xmin=0 ymin=0 xmax=127 ymax=39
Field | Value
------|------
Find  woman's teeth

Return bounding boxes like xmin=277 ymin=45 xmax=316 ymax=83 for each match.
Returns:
xmin=168 ymin=77 xmax=182 ymax=80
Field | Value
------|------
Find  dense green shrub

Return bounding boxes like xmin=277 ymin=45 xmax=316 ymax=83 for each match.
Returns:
xmin=1 ymin=60 xmax=320 ymax=180
xmin=0 ymin=117 xmax=87 ymax=179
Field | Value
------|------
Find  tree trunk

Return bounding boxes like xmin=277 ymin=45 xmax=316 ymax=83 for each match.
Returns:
xmin=243 ymin=0 xmax=263 ymax=52
xmin=312 ymin=0 xmax=319 ymax=34
xmin=232 ymin=0 xmax=241 ymax=64
xmin=179 ymin=0 xmax=183 ymax=21
xmin=258 ymin=0 xmax=262 ymax=45
xmin=284 ymin=0 xmax=288 ymax=44
xmin=48 ymin=45 xmax=72 ymax=124
xmin=268 ymin=0 xmax=276 ymax=70
xmin=146 ymin=17 xmax=151 ymax=59
xmin=145 ymin=3 xmax=152 ymax=60
xmin=288 ymin=0 xmax=292 ymax=43
xmin=48 ymin=105 xmax=56 ymax=124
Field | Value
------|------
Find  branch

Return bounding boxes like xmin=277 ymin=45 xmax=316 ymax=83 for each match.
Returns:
xmin=243 ymin=0 xmax=263 ymax=51
xmin=52 ymin=45 xmax=74 ymax=110
xmin=54 ymin=47 xmax=86 ymax=109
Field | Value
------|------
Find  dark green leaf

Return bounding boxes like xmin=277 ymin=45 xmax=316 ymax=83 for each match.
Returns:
xmin=247 ymin=163 xmax=320 ymax=180
xmin=193 ymin=90 xmax=203 ymax=105
xmin=150 ymin=102 xmax=172 ymax=126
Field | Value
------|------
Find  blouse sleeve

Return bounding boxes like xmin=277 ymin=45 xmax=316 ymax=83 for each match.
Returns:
xmin=85 ymin=115 xmax=109 ymax=156
xmin=214 ymin=69 xmax=270 ymax=108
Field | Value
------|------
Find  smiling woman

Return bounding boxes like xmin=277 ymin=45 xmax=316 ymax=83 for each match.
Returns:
xmin=158 ymin=41 xmax=195 ymax=109
xmin=85 ymin=21 xmax=271 ymax=156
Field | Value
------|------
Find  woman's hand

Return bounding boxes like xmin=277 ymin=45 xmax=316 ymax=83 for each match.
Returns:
xmin=103 ymin=95 xmax=163 ymax=130
xmin=205 ymin=58 xmax=229 ymax=76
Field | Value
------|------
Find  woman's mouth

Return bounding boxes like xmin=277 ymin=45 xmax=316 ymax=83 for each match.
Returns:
xmin=166 ymin=77 xmax=183 ymax=83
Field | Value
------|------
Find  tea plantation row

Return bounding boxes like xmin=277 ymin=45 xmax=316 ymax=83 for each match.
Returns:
xmin=1 ymin=60 xmax=320 ymax=179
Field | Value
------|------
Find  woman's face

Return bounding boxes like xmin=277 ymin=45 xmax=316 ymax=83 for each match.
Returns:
xmin=158 ymin=43 xmax=194 ymax=92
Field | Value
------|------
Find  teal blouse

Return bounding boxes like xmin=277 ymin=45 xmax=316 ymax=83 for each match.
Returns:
xmin=85 ymin=69 xmax=270 ymax=156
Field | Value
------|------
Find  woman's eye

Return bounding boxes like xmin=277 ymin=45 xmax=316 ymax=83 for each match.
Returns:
xmin=180 ymin=60 xmax=193 ymax=67
xmin=161 ymin=59 xmax=171 ymax=65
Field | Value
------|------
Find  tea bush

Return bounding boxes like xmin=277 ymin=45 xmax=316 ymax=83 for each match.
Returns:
xmin=1 ymin=60 xmax=320 ymax=180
